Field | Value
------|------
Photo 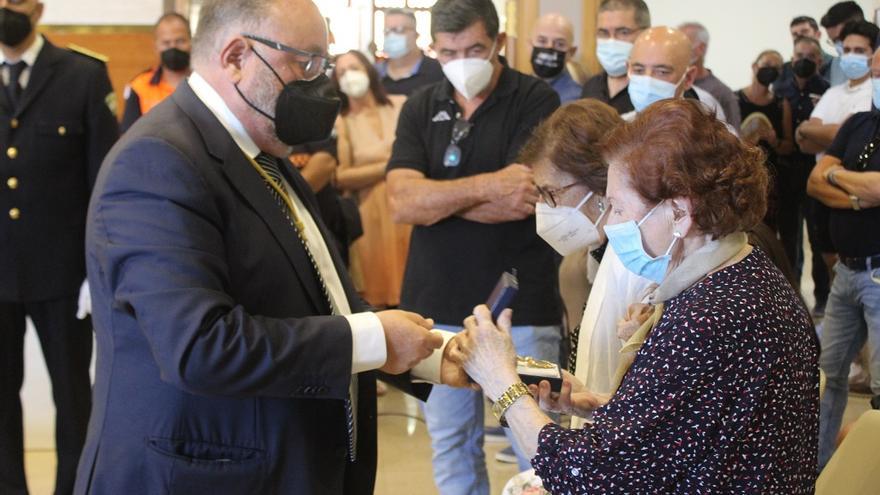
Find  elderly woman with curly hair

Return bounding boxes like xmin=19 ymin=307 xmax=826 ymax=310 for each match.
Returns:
xmin=456 ymin=99 xmax=819 ymax=494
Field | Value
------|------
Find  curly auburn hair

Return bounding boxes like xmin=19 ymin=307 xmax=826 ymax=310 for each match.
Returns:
xmin=518 ymin=99 xmax=623 ymax=193
xmin=600 ymin=99 xmax=769 ymax=239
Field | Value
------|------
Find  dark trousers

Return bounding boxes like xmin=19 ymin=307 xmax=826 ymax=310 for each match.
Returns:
xmin=805 ymin=198 xmax=833 ymax=305
xmin=777 ymin=156 xmax=832 ymax=306
xmin=776 ymin=159 xmax=810 ymax=282
xmin=0 ymin=297 xmax=92 ymax=495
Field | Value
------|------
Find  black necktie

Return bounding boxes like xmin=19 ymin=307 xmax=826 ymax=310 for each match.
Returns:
xmin=5 ymin=61 xmax=27 ymax=109
xmin=253 ymin=152 xmax=358 ymax=461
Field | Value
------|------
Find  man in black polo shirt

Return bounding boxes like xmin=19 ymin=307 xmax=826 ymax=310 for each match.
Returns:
xmin=386 ymin=0 xmax=561 ymax=491
xmin=376 ymin=8 xmax=444 ymax=96
xmin=580 ymin=0 xmax=650 ymax=115
xmin=807 ymin=50 xmax=880 ymax=469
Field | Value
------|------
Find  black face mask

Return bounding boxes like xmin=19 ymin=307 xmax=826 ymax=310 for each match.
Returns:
xmin=0 ymin=7 xmax=33 ymax=47
xmin=161 ymin=47 xmax=190 ymax=72
xmin=756 ymin=67 xmax=780 ymax=87
xmin=793 ymin=58 xmax=817 ymax=79
xmin=235 ymin=47 xmax=341 ymax=147
xmin=530 ymin=46 xmax=566 ymax=79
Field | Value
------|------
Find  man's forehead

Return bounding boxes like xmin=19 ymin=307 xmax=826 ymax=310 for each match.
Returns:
xmin=535 ymin=25 xmax=571 ymax=41
xmin=598 ymin=8 xmax=636 ymax=26
xmin=264 ymin=4 xmax=328 ymax=53
xmin=386 ymin=13 xmax=415 ymax=26
xmin=434 ymin=23 xmax=491 ymax=47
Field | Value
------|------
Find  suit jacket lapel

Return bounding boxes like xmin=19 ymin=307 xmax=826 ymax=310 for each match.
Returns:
xmin=172 ymin=82 xmax=330 ymax=315
xmin=277 ymin=162 xmax=365 ymax=312
xmin=15 ymin=40 xmax=60 ymax=117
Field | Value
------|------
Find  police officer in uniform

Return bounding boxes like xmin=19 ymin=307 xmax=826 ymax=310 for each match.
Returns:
xmin=0 ymin=1 xmax=119 ymax=494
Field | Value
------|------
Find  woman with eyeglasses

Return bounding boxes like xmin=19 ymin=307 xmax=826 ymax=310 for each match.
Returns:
xmin=519 ymin=99 xmax=652 ymax=416
xmin=457 ymin=99 xmax=819 ymax=494
xmin=330 ymin=50 xmax=411 ymax=308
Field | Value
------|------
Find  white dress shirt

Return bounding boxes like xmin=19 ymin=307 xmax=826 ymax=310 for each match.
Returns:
xmin=188 ymin=72 xmax=449 ymax=382
xmin=1 ymin=34 xmax=43 ymax=89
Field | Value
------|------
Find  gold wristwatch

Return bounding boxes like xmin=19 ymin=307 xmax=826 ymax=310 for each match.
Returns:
xmin=491 ymin=382 xmax=531 ymax=427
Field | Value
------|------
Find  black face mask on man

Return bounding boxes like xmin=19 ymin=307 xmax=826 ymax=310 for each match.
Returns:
xmin=793 ymin=58 xmax=817 ymax=79
xmin=0 ymin=7 xmax=33 ymax=47
xmin=235 ymin=47 xmax=341 ymax=147
xmin=756 ymin=67 xmax=780 ymax=87
xmin=530 ymin=46 xmax=566 ymax=79
xmin=161 ymin=47 xmax=191 ymax=72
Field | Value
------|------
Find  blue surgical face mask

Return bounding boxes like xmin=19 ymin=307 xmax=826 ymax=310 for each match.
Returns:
xmin=603 ymin=202 xmax=679 ymax=284
xmin=627 ymin=71 xmax=686 ymax=113
xmin=834 ymin=40 xmax=844 ymax=57
xmin=840 ymin=53 xmax=871 ymax=80
xmin=384 ymin=32 xmax=410 ymax=60
xmin=596 ymin=39 xmax=632 ymax=77
xmin=873 ymin=78 xmax=880 ymax=109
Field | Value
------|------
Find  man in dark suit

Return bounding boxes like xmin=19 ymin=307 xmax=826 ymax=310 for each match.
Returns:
xmin=74 ymin=1 xmax=466 ymax=493
xmin=0 ymin=1 xmax=119 ymax=494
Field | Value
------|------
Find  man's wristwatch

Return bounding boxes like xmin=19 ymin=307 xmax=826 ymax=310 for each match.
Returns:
xmin=492 ymin=382 xmax=531 ymax=427
xmin=850 ymin=194 xmax=862 ymax=211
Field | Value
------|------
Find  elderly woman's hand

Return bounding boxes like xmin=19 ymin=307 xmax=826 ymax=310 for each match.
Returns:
xmin=458 ymin=305 xmax=521 ymax=400
xmin=527 ymin=370 xmax=611 ymax=417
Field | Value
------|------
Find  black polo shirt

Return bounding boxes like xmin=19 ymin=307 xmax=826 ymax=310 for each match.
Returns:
xmin=379 ymin=55 xmax=444 ymax=97
xmin=825 ymin=110 xmax=880 ymax=257
xmin=777 ymin=74 xmax=830 ymax=166
xmin=580 ymin=71 xmax=634 ymax=115
xmin=387 ymin=66 xmax=562 ymax=326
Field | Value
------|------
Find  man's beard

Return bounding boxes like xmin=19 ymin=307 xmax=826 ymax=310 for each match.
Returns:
xmin=247 ymin=65 xmax=293 ymax=156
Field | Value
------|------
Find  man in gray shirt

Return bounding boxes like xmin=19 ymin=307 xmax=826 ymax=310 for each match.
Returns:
xmin=679 ymin=21 xmax=741 ymax=131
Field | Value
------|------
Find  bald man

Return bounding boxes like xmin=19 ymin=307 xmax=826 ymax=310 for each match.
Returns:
xmin=625 ymin=26 xmax=728 ymax=124
xmin=75 ymin=0 xmax=468 ymax=493
xmin=679 ymin=22 xmax=741 ymax=130
xmin=530 ymin=13 xmax=581 ymax=103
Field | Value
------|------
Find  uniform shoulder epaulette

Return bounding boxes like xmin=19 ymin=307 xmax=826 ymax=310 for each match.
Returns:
xmin=66 ymin=43 xmax=109 ymax=63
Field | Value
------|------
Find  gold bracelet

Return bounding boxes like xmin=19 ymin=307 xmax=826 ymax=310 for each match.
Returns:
xmin=491 ymin=382 xmax=531 ymax=427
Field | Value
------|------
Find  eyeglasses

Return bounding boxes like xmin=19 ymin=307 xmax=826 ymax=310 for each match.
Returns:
xmin=243 ymin=34 xmax=334 ymax=80
xmin=443 ymin=117 xmax=473 ymax=167
xmin=536 ymin=182 xmax=581 ymax=208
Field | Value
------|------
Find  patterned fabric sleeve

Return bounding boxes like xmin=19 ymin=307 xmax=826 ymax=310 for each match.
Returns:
xmin=531 ymin=277 xmax=776 ymax=493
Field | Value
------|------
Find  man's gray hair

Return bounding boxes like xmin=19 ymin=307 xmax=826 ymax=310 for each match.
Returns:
xmin=191 ymin=0 xmax=275 ymax=64
xmin=679 ymin=21 xmax=710 ymax=46
xmin=386 ymin=8 xmax=417 ymax=25
xmin=598 ymin=0 xmax=650 ymax=30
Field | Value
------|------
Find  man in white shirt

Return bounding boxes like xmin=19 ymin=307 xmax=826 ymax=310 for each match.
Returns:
xmin=74 ymin=1 xmax=466 ymax=494
xmin=797 ymin=20 xmax=877 ymax=157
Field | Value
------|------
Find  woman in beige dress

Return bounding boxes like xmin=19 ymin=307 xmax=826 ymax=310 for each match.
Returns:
xmin=332 ymin=50 xmax=410 ymax=307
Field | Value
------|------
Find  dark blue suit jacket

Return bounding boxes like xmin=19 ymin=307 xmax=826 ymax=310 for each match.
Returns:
xmin=74 ymin=81 xmax=429 ymax=494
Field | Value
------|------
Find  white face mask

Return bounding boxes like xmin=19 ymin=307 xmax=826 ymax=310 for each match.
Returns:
xmin=536 ymin=191 xmax=607 ymax=256
xmin=441 ymin=41 xmax=496 ymax=100
xmin=339 ymin=69 xmax=370 ymax=99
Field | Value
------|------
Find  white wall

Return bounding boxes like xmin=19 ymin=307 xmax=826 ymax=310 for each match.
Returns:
xmin=648 ymin=0 xmax=876 ymax=90
xmin=42 ymin=0 xmax=164 ymax=26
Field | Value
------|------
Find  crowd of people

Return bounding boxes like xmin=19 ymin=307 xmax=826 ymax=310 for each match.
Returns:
xmin=2 ymin=0 xmax=879 ymax=493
